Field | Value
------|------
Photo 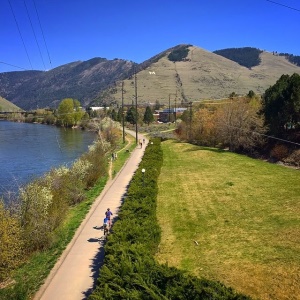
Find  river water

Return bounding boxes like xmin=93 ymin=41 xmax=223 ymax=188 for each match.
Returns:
xmin=0 ymin=121 xmax=96 ymax=200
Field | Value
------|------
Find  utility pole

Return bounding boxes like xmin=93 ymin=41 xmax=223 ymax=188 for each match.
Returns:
xmin=174 ymin=90 xmax=177 ymax=124
xmin=168 ymin=94 xmax=171 ymax=123
xmin=189 ymin=101 xmax=193 ymax=140
xmin=121 ymin=81 xmax=125 ymax=143
xmin=135 ymin=68 xmax=138 ymax=144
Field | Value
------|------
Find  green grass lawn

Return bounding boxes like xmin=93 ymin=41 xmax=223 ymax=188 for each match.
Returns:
xmin=156 ymin=140 xmax=300 ymax=300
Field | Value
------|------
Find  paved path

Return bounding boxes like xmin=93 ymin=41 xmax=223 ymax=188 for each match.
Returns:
xmin=34 ymin=132 xmax=147 ymax=300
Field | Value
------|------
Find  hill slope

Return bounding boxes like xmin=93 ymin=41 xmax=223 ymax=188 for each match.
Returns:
xmin=94 ymin=45 xmax=300 ymax=106
xmin=1 ymin=45 xmax=300 ymax=109
xmin=0 ymin=96 xmax=22 ymax=112
xmin=0 ymin=58 xmax=135 ymax=110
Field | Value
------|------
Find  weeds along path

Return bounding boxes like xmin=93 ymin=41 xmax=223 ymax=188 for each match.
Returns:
xmin=34 ymin=130 xmax=148 ymax=300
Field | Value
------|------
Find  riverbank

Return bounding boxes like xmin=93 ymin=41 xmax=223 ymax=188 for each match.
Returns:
xmin=0 ymin=123 xmax=128 ymax=299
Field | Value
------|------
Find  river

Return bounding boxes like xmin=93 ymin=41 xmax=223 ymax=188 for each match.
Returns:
xmin=0 ymin=121 xmax=96 ymax=201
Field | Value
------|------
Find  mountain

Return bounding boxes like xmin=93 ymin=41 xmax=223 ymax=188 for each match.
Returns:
xmin=1 ymin=45 xmax=300 ymax=110
xmin=0 ymin=58 xmax=135 ymax=110
xmin=0 ymin=96 xmax=22 ymax=112
xmin=93 ymin=45 xmax=300 ymax=107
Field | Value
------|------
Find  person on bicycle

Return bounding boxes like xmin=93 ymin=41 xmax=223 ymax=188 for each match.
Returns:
xmin=103 ymin=217 xmax=109 ymax=233
xmin=105 ymin=208 xmax=113 ymax=226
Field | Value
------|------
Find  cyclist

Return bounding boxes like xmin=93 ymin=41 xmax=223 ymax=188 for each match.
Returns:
xmin=103 ymin=217 xmax=109 ymax=236
xmin=105 ymin=208 xmax=113 ymax=226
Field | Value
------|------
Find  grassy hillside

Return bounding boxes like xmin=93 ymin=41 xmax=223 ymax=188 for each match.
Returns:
xmin=97 ymin=46 xmax=300 ymax=107
xmin=0 ymin=96 xmax=22 ymax=112
xmin=156 ymin=140 xmax=300 ymax=300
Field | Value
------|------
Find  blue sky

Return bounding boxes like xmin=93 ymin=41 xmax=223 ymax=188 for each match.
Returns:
xmin=1 ymin=0 xmax=299 ymax=72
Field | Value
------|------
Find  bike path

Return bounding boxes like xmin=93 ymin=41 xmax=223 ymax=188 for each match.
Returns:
xmin=35 ymin=132 xmax=147 ymax=300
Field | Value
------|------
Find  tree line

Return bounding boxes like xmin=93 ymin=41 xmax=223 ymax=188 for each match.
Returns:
xmin=176 ymin=73 xmax=300 ymax=166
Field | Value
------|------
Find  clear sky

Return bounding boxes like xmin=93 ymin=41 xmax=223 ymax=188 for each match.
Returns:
xmin=1 ymin=0 xmax=299 ymax=73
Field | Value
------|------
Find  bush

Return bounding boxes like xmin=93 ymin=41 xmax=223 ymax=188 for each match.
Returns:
xmin=283 ymin=149 xmax=300 ymax=167
xmin=0 ymin=201 xmax=24 ymax=281
xmin=270 ymin=144 xmax=289 ymax=161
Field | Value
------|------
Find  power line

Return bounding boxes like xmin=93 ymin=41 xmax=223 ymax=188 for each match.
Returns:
xmin=223 ymin=123 xmax=300 ymax=147
xmin=8 ymin=0 xmax=33 ymax=70
xmin=23 ymin=0 xmax=46 ymax=70
xmin=0 ymin=61 xmax=28 ymax=71
xmin=33 ymin=0 xmax=52 ymax=69
xmin=266 ymin=0 xmax=300 ymax=12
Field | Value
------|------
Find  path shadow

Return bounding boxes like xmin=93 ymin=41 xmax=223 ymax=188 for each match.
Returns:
xmin=82 ymin=244 xmax=105 ymax=299
xmin=93 ymin=225 xmax=103 ymax=230
xmin=87 ymin=237 xmax=100 ymax=243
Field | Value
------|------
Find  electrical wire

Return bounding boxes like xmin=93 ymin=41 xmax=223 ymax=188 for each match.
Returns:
xmin=0 ymin=61 xmax=28 ymax=71
xmin=23 ymin=0 xmax=46 ymax=70
xmin=266 ymin=0 xmax=300 ymax=12
xmin=7 ymin=0 xmax=33 ymax=70
xmin=33 ymin=0 xmax=52 ymax=69
xmin=222 ymin=123 xmax=300 ymax=147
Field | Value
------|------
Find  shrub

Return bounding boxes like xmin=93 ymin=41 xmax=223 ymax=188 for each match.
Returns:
xmin=270 ymin=144 xmax=289 ymax=161
xmin=283 ymin=149 xmax=300 ymax=167
xmin=20 ymin=180 xmax=54 ymax=252
xmin=0 ymin=201 xmax=24 ymax=281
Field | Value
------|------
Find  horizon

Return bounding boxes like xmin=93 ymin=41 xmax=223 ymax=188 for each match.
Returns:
xmin=1 ymin=0 xmax=300 ymax=73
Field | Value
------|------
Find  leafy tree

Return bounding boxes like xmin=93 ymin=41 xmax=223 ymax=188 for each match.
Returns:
xmin=216 ymin=98 xmax=266 ymax=151
xmin=57 ymin=98 xmax=84 ymax=127
xmin=261 ymin=73 xmax=300 ymax=135
xmin=143 ymin=106 xmax=154 ymax=125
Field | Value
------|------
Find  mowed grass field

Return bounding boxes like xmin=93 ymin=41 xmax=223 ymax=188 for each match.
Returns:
xmin=156 ymin=140 xmax=300 ymax=300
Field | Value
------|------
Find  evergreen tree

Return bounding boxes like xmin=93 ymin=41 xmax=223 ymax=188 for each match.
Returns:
xmin=143 ymin=106 xmax=154 ymax=125
xmin=261 ymin=73 xmax=300 ymax=135
xmin=117 ymin=107 xmax=123 ymax=122
xmin=111 ymin=109 xmax=117 ymax=121
xmin=126 ymin=106 xmax=138 ymax=124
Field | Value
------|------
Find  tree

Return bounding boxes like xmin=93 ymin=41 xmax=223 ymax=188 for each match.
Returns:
xmin=154 ymin=100 xmax=161 ymax=111
xmin=111 ymin=108 xmax=117 ymax=121
xmin=57 ymin=98 xmax=84 ymax=127
xmin=143 ymin=106 xmax=154 ymax=125
xmin=229 ymin=92 xmax=238 ymax=99
xmin=247 ymin=90 xmax=255 ymax=98
xmin=216 ymin=98 xmax=266 ymax=151
xmin=126 ymin=106 xmax=138 ymax=124
xmin=261 ymin=73 xmax=300 ymax=135
xmin=117 ymin=107 xmax=123 ymax=122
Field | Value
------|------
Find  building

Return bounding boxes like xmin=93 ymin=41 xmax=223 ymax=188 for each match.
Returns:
xmin=158 ymin=108 xmax=187 ymax=123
